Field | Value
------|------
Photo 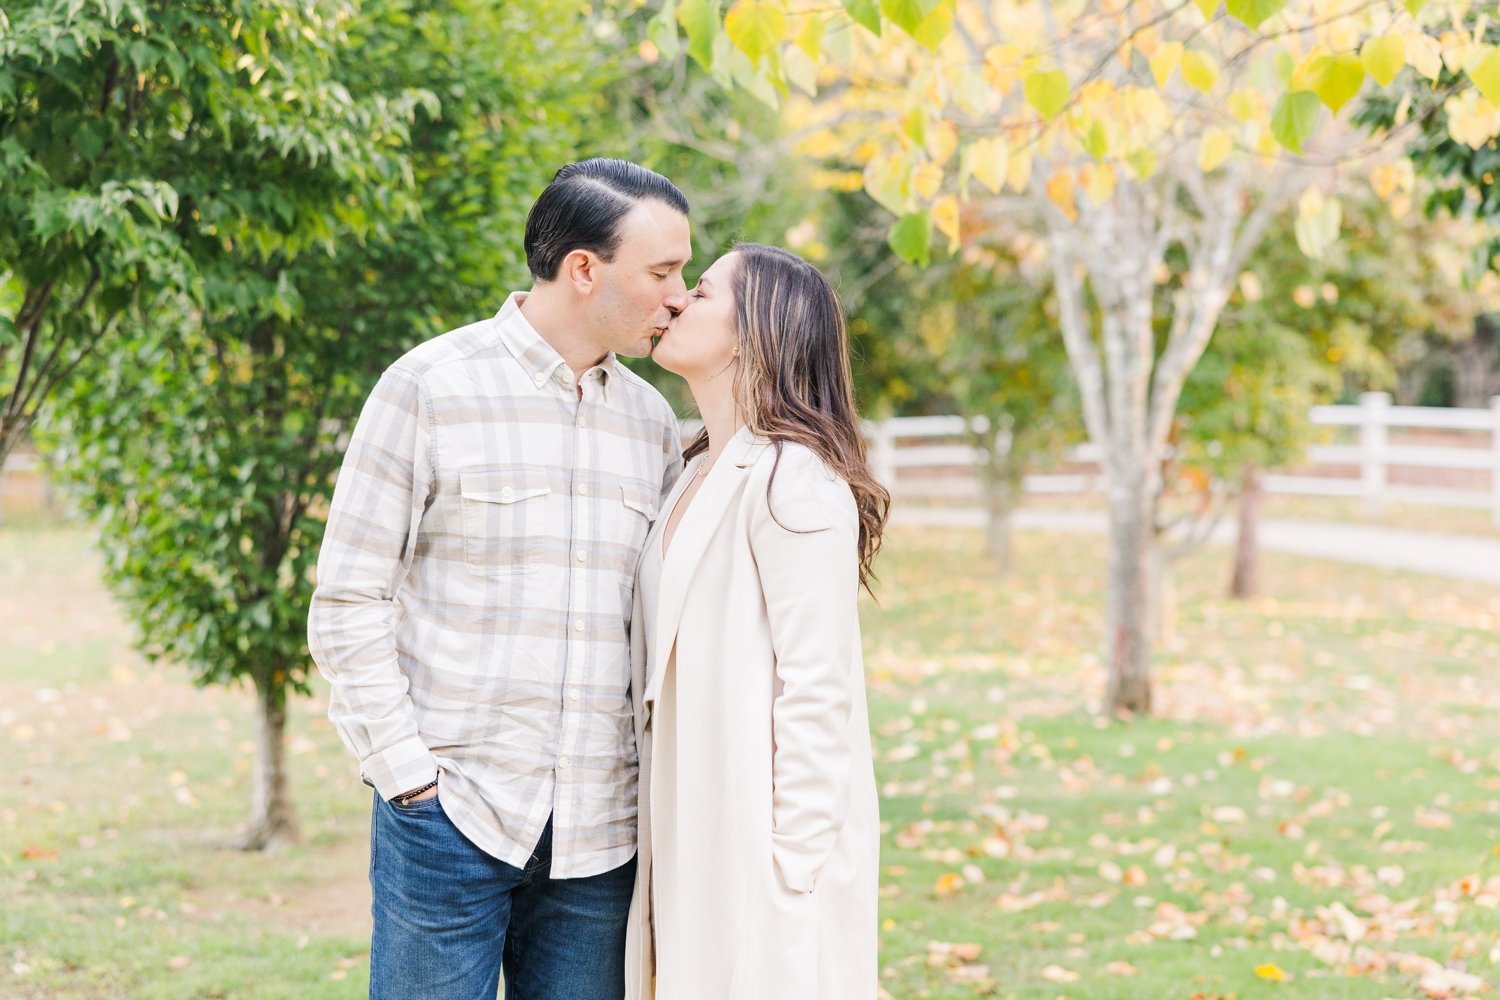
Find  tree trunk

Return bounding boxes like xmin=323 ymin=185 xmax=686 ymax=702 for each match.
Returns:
xmin=1229 ymin=461 xmax=1263 ymax=599
xmin=1104 ymin=475 xmax=1154 ymax=716
xmin=237 ymin=679 xmax=299 ymax=851
xmin=1149 ymin=541 xmax=1176 ymax=647
xmin=980 ymin=423 xmax=1019 ymax=573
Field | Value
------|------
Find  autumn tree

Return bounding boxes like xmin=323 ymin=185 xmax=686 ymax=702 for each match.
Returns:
xmin=655 ymin=0 xmax=1500 ymax=715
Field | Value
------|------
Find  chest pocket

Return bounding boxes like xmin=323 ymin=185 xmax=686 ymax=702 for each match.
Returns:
xmin=458 ymin=466 xmax=553 ymax=576
xmin=616 ymin=480 xmax=659 ymax=573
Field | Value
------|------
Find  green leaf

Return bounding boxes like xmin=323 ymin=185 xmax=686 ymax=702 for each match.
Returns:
xmin=912 ymin=1 xmax=954 ymax=50
xmin=1469 ymin=47 xmax=1500 ymax=107
xmin=795 ymin=12 xmax=824 ymax=60
xmin=1082 ymin=119 xmax=1108 ymax=159
xmin=1271 ymin=90 xmax=1321 ymax=152
xmin=1403 ymin=0 xmax=1426 ymax=14
xmin=843 ymin=0 xmax=880 ymax=35
xmin=677 ymin=0 xmax=721 ymax=70
xmin=888 ymin=209 xmax=931 ymax=267
xmin=1192 ymin=0 xmax=1219 ymax=17
xmin=1023 ymin=69 xmax=1070 ymax=121
xmin=881 ymin=0 xmax=926 ymax=36
xmin=649 ymin=1 xmax=681 ymax=60
xmin=725 ymin=0 xmax=786 ymax=65
xmin=1310 ymin=53 xmax=1364 ymax=113
xmin=1360 ymin=35 xmax=1405 ymax=87
xmin=1225 ymin=0 xmax=1287 ymax=29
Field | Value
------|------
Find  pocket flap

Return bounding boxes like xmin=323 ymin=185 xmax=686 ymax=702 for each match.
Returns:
xmin=621 ymin=481 xmax=660 ymax=519
xmin=459 ymin=467 xmax=552 ymax=504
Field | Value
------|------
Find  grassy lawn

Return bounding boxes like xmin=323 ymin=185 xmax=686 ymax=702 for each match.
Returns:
xmin=3 ymin=521 xmax=1498 ymax=999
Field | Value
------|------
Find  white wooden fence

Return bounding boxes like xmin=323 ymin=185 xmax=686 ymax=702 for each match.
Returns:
xmin=868 ymin=392 xmax=1500 ymax=527
xmin=7 ymin=393 xmax=1500 ymax=525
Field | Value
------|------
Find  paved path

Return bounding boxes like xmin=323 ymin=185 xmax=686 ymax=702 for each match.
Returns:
xmin=892 ymin=507 xmax=1500 ymax=586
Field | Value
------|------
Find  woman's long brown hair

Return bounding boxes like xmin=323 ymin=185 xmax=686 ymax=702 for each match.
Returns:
xmin=683 ymin=243 xmax=890 ymax=593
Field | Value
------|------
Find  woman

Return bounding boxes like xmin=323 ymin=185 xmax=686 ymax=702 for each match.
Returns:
xmin=624 ymin=243 xmax=890 ymax=999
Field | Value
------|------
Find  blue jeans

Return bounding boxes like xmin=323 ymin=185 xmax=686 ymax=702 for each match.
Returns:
xmin=368 ymin=793 xmax=635 ymax=1000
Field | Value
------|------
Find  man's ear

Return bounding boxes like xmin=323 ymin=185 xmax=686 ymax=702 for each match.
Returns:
xmin=561 ymin=249 xmax=599 ymax=296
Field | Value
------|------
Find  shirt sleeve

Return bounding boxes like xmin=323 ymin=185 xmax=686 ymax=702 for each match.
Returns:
xmin=749 ymin=446 xmax=861 ymax=893
xmin=307 ymin=364 xmax=437 ymax=801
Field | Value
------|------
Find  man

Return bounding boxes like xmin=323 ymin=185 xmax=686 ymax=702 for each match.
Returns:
xmin=308 ymin=158 xmax=689 ymax=1000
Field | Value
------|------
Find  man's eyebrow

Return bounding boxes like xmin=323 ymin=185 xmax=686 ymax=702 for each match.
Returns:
xmin=651 ymin=257 xmax=690 ymax=269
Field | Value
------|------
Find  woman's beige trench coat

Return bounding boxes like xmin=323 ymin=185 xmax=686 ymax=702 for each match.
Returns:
xmin=624 ymin=426 xmax=879 ymax=1000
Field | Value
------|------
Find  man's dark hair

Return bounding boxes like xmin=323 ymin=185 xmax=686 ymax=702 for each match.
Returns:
xmin=524 ymin=158 xmax=689 ymax=281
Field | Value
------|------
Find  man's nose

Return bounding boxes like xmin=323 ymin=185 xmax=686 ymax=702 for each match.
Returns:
xmin=663 ymin=286 xmax=688 ymax=316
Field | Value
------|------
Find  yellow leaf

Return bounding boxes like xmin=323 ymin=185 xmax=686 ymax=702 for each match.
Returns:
xmin=1193 ymin=0 xmax=1218 ymax=17
xmin=983 ymin=44 xmax=1024 ymax=94
xmin=913 ymin=162 xmax=943 ymax=200
xmin=1024 ymin=68 xmax=1070 ymax=120
xmin=934 ymin=872 xmax=964 ymax=898
xmin=724 ymin=0 xmax=787 ymax=65
xmin=1081 ymin=162 xmax=1116 ymax=203
xmin=1469 ymin=46 xmax=1500 ymax=107
xmin=1440 ymin=31 xmax=1475 ymax=75
xmin=1126 ymin=146 xmax=1157 ymax=179
xmin=1046 ymin=169 xmax=1078 ymax=221
xmin=1369 ymin=161 xmax=1412 ymax=200
xmin=1149 ymin=41 xmax=1183 ymax=87
xmin=1255 ymin=963 xmax=1287 ymax=982
xmin=795 ymin=12 xmax=823 ymax=60
xmin=1227 ymin=89 xmax=1260 ymax=122
xmin=1310 ymin=52 xmax=1365 ymax=113
xmin=1361 ymin=35 xmax=1406 ymax=87
xmin=1007 ymin=146 xmax=1033 ymax=191
xmin=1198 ymin=129 xmax=1233 ymax=171
xmin=863 ymin=151 xmax=910 ymax=215
xmin=1181 ymin=50 xmax=1219 ymax=92
xmin=926 ymin=120 xmax=959 ymax=164
xmin=963 ymin=136 xmax=1009 ymax=194
xmin=932 ymin=194 xmax=961 ymax=252
xmin=1405 ymin=30 xmax=1443 ymax=81
xmin=1444 ymin=90 xmax=1500 ymax=148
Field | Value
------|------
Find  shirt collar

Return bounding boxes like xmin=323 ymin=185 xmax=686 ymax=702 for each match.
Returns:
xmin=494 ymin=292 xmax=617 ymax=396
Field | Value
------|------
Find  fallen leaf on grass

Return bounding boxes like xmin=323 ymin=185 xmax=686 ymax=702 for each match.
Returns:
xmin=1255 ymin=962 xmax=1288 ymax=981
xmin=934 ymin=872 xmax=964 ymax=898
xmin=167 ymin=956 xmax=191 ymax=970
xmin=1039 ymin=963 xmax=1078 ymax=982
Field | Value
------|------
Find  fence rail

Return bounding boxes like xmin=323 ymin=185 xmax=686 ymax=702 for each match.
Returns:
xmin=6 ymin=394 xmax=1500 ymax=525
xmin=868 ymin=392 xmax=1500 ymax=527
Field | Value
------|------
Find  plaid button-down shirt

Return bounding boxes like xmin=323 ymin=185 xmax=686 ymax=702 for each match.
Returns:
xmin=308 ymin=292 xmax=682 ymax=877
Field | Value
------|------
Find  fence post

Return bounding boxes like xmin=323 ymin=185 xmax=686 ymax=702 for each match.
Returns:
xmin=1491 ymin=395 xmax=1500 ymax=528
xmin=869 ymin=419 xmax=897 ymax=494
xmin=1360 ymin=391 xmax=1390 ymax=517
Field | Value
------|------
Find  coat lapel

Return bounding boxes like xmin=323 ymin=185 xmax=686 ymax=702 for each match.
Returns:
xmin=644 ymin=425 xmax=770 ymax=712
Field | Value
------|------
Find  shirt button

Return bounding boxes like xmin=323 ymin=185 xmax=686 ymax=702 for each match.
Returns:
xmin=578 ymin=417 xmax=587 ymax=429
xmin=568 ymin=688 xmax=580 ymax=701
xmin=533 ymin=371 xmax=545 ymax=385
xmin=559 ymin=758 xmax=572 ymax=769
xmin=577 ymin=484 xmax=589 ymax=496
xmin=573 ymin=620 xmax=585 ymax=632
xmin=562 ymin=371 xmax=573 ymax=384
xmin=501 ymin=486 xmax=514 ymax=499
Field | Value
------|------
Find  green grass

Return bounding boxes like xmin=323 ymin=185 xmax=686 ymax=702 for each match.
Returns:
xmin=2 ymin=523 xmax=1498 ymax=999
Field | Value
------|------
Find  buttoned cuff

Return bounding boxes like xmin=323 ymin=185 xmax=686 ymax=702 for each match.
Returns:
xmin=361 ymin=736 xmax=439 ymax=801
